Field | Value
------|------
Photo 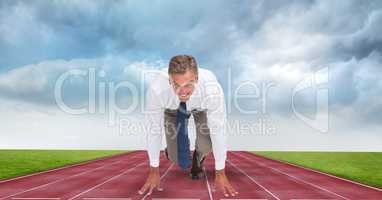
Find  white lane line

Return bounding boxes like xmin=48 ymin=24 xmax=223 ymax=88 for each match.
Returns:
xmin=68 ymin=161 xmax=147 ymax=200
xmin=203 ymin=167 xmax=213 ymax=200
xmin=12 ymin=198 xmax=60 ymax=200
xmin=152 ymin=199 xmax=200 ymax=200
xmin=82 ymin=198 xmax=131 ymax=200
xmin=141 ymin=163 xmax=174 ymax=200
xmin=1 ymin=159 xmax=127 ymax=200
xmin=290 ymin=199 xmax=338 ymax=200
xmin=220 ymin=199 xmax=268 ymax=200
xmin=247 ymin=152 xmax=382 ymax=192
xmin=226 ymin=160 xmax=280 ymax=200
xmin=234 ymin=152 xmax=350 ymax=200
xmin=0 ymin=152 xmax=136 ymax=184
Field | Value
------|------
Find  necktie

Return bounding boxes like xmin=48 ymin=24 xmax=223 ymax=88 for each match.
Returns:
xmin=176 ymin=102 xmax=191 ymax=170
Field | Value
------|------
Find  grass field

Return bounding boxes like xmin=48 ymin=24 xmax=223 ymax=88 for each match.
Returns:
xmin=0 ymin=150 xmax=128 ymax=181
xmin=253 ymin=151 xmax=382 ymax=189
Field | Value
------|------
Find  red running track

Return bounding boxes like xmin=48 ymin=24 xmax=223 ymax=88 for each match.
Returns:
xmin=0 ymin=151 xmax=381 ymax=200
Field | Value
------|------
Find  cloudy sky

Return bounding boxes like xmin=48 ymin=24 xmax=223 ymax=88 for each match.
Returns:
xmin=1 ymin=0 xmax=382 ymax=151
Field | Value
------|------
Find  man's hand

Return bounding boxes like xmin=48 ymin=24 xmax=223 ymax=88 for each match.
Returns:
xmin=215 ymin=169 xmax=238 ymax=197
xmin=138 ymin=166 xmax=163 ymax=195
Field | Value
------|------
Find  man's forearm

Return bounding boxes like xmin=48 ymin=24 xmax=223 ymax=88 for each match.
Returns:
xmin=146 ymin=124 xmax=162 ymax=168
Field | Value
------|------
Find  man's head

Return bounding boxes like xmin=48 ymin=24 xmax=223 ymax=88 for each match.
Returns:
xmin=168 ymin=55 xmax=198 ymax=102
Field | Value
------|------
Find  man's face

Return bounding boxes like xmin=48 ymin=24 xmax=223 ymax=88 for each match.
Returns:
xmin=169 ymin=70 xmax=198 ymax=102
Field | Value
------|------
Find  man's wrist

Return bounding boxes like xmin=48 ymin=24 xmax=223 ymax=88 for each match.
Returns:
xmin=215 ymin=168 xmax=225 ymax=176
xmin=150 ymin=166 xmax=160 ymax=173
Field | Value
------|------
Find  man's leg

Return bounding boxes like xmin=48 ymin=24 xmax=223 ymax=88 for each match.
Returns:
xmin=164 ymin=109 xmax=178 ymax=164
xmin=191 ymin=109 xmax=212 ymax=179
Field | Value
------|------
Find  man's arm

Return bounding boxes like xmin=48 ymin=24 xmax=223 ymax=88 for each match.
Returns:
xmin=204 ymin=73 xmax=238 ymax=197
xmin=145 ymin=87 xmax=163 ymax=168
xmin=204 ymin=78 xmax=227 ymax=170
xmin=139 ymin=86 xmax=164 ymax=195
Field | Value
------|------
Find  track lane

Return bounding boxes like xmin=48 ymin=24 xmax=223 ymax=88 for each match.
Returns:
xmin=0 ymin=151 xmax=381 ymax=200
xmin=72 ymin=152 xmax=172 ymax=200
xmin=228 ymin=152 xmax=342 ymax=200
xmin=240 ymin=151 xmax=382 ymax=199
xmin=0 ymin=152 xmax=143 ymax=199
xmin=148 ymin=154 xmax=211 ymax=200
xmin=2 ymin=152 xmax=146 ymax=200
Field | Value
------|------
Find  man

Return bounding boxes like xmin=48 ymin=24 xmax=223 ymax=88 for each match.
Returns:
xmin=139 ymin=55 xmax=238 ymax=197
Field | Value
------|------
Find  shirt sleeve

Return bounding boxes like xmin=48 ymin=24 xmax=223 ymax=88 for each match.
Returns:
xmin=204 ymin=78 xmax=227 ymax=170
xmin=145 ymin=86 xmax=164 ymax=168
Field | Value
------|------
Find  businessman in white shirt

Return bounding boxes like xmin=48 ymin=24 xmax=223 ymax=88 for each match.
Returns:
xmin=139 ymin=55 xmax=238 ymax=197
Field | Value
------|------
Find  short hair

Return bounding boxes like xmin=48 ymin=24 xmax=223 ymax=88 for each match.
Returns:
xmin=168 ymin=55 xmax=198 ymax=75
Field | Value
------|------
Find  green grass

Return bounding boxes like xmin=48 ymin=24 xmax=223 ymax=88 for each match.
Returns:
xmin=0 ymin=150 xmax=129 ymax=181
xmin=252 ymin=151 xmax=382 ymax=189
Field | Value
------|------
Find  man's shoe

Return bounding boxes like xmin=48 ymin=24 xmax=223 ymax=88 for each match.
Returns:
xmin=190 ymin=150 xmax=205 ymax=180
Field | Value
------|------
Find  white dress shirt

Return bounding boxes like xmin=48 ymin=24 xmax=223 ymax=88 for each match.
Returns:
xmin=145 ymin=68 xmax=227 ymax=170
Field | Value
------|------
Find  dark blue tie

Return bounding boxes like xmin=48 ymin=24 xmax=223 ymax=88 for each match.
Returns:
xmin=176 ymin=102 xmax=191 ymax=170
